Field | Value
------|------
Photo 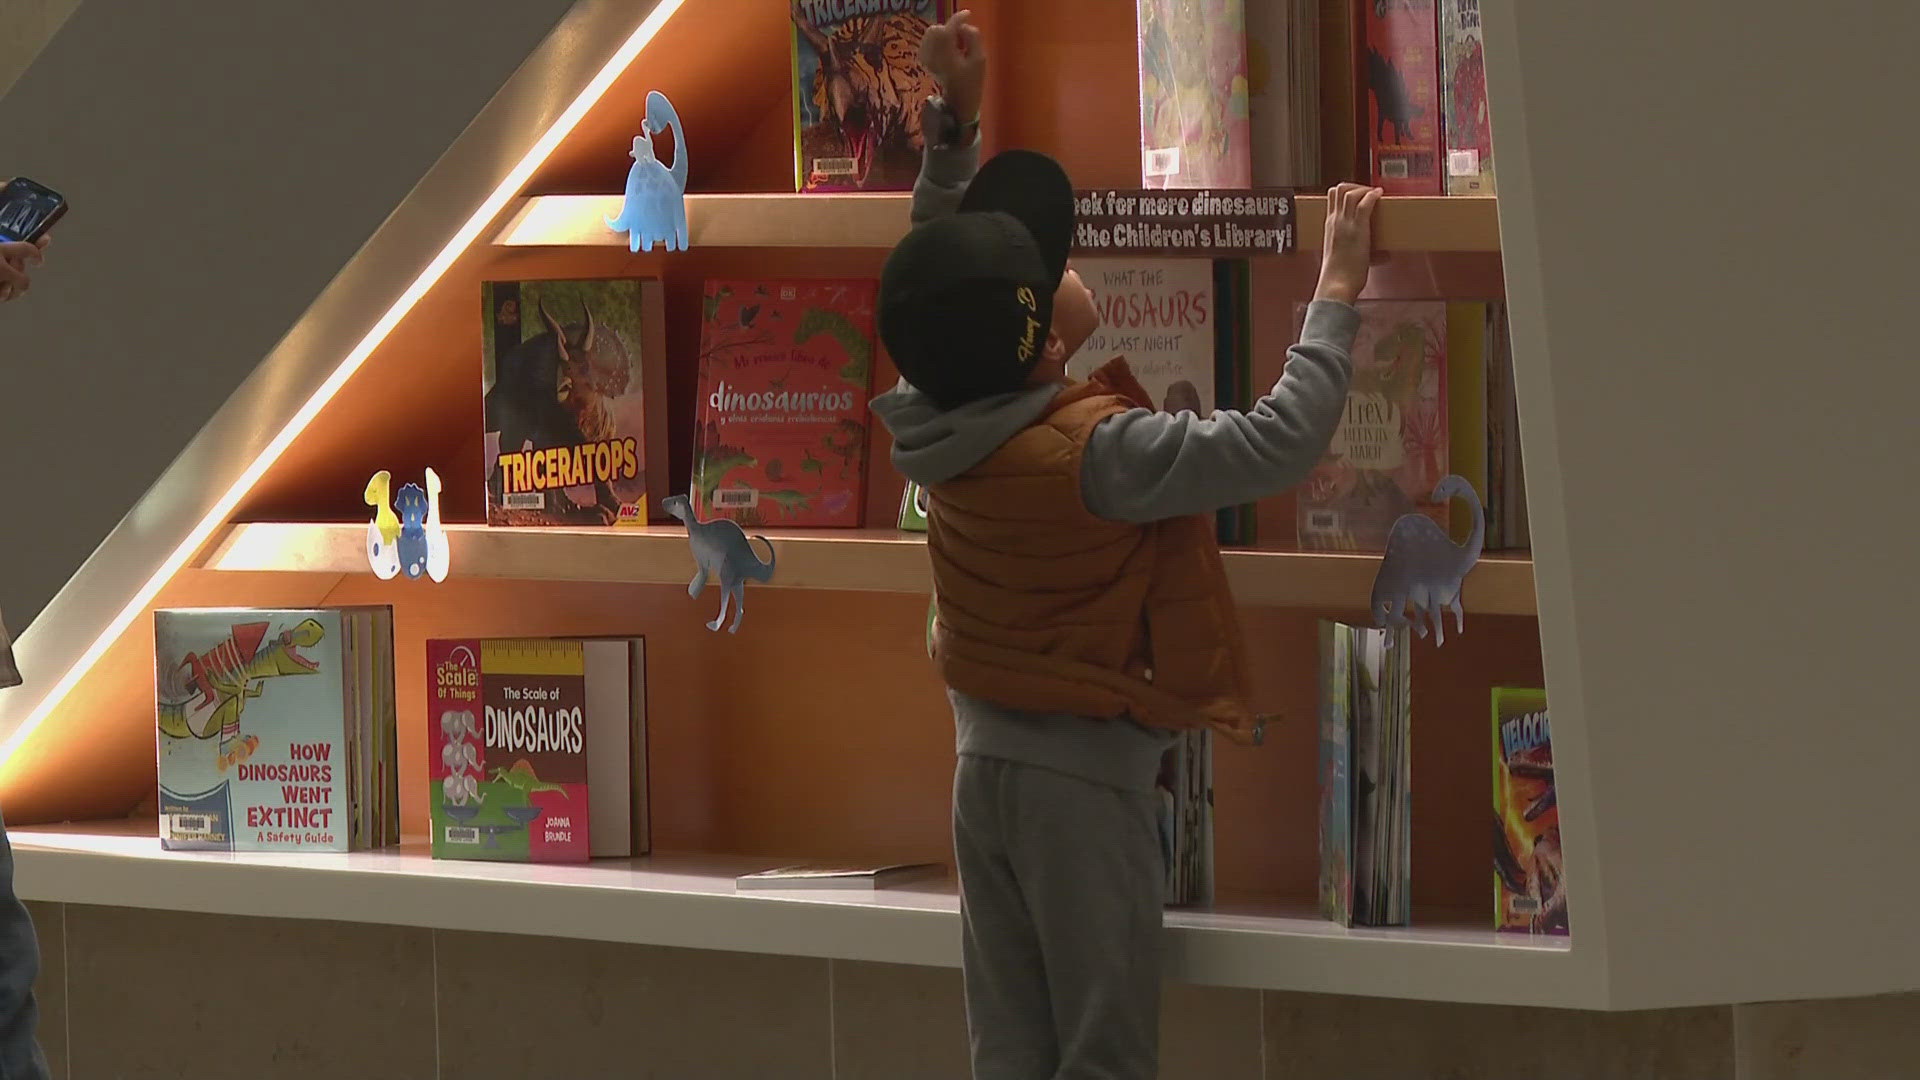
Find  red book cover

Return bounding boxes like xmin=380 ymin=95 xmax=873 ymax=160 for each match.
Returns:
xmin=691 ymin=280 xmax=875 ymax=528
xmin=1361 ymin=0 xmax=1443 ymax=194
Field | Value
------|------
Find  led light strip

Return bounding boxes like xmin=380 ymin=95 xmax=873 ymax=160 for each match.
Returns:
xmin=0 ymin=0 xmax=688 ymax=767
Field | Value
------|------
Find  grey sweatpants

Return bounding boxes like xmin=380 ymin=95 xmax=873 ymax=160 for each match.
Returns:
xmin=953 ymin=755 xmax=1164 ymax=1080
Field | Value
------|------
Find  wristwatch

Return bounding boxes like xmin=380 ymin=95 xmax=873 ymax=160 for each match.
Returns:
xmin=926 ymin=95 xmax=980 ymax=149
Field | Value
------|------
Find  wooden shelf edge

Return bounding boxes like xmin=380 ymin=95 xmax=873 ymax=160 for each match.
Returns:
xmin=10 ymin=823 xmax=1587 ymax=1007
xmin=201 ymin=522 xmax=1537 ymax=615
xmin=495 ymin=193 xmax=1502 ymax=252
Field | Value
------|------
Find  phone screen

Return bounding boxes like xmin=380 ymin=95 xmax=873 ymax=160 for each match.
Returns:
xmin=0 ymin=179 xmax=65 ymax=243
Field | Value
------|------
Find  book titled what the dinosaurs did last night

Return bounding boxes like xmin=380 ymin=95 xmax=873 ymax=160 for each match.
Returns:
xmin=155 ymin=607 xmax=398 ymax=853
xmin=427 ymin=638 xmax=647 ymax=864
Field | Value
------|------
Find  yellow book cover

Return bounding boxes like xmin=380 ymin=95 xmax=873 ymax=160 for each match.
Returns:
xmin=1446 ymin=301 xmax=1488 ymax=542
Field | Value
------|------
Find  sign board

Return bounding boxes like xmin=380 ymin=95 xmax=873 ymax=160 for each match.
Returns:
xmin=1072 ymin=189 xmax=1296 ymax=257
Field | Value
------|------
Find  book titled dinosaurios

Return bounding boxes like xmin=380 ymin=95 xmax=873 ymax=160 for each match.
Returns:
xmin=428 ymin=637 xmax=648 ymax=863
xmin=790 ymin=0 xmax=947 ymax=193
xmin=691 ymin=279 xmax=875 ymax=528
xmin=155 ymin=607 xmax=397 ymax=853
xmin=482 ymin=277 xmax=670 ymax=527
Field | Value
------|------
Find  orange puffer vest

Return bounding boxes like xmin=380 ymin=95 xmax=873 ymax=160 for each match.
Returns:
xmin=927 ymin=357 xmax=1260 ymax=743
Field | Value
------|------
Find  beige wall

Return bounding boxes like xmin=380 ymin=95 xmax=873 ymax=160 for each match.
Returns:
xmin=0 ymin=0 xmax=79 ymax=97
xmin=0 ymin=0 xmax=578 ymax=632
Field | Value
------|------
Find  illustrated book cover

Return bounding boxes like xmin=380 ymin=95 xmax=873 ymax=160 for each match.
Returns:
xmin=1494 ymin=687 xmax=1566 ymax=934
xmin=1440 ymin=0 xmax=1495 ymax=194
xmin=1137 ymin=0 xmax=1254 ymax=188
xmin=1297 ymin=300 xmax=1449 ymax=552
xmin=156 ymin=607 xmax=396 ymax=853
xmin=1360 ymin=0 xmax=1443 ymax=194
xmin=482 ymin=277 xmax=670 ymax=526
xmin=790 ymin=0 xmax=947 ymax=193
xmin=692 ymin=279 xmax=875 ymax=528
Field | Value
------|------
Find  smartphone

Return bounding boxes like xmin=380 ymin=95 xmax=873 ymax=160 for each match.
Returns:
xmin=0 ymin=177 xmax=66 ymax=244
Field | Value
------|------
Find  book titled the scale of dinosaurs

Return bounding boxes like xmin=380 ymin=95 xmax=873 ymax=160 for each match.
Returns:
xmin=428 ymin=637 xmax=648 ymax=864
xmin=481 ymin=277 xmax=670 ymax=527
xmin=154 ymin=607 xmax=397 ymax=853
xmin=1359 ymin=0 xmax=1443 ymax=194
xmin=690 ymin=279 xmax=875 ymax=528
xmin=790 ymin=0 xmax=948 ymax=193
xmin=1296 ymin=300 xmax=1449 ymax=552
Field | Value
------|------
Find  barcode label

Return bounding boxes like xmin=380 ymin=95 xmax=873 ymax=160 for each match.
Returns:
xmin=1512 ymin=897 xmax=1540 ymax=914
xmin=170 ymin=814 xmax=210 ymax=834
xmin=503 ymin=492 xmax=544 ymax=510
xmin=444 ymin=826 xmax=480 ymax=845
xmin=1448 ymin=149 xmax=1481 ymax=176
xmin=1308 ymin=510 xmax=1341 ymax=530
xmin=1381 ymin=158 xmax=1411 ymax=179
xmin=713 ymin=488 xmax=758 ymax=509
xmin=815 ymin=156 xmax=857 ymax=176
xmin=1142 ymin=146 xmax=1181 ymax=178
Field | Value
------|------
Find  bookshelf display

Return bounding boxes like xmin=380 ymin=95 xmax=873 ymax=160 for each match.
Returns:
xmin=7 ymin=0 xmax=1902 ymax=1017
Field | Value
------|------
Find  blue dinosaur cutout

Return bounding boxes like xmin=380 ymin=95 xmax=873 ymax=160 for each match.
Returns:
xmin=394 ymin=480 xmax=432 ymax=580
xmin=1369 ymin=475 xmax=1486 ymax=647
xmin=605 ymin=90 xmax=688 ymax=253
xmin=662 ymin=494 xmax=776 ymax=633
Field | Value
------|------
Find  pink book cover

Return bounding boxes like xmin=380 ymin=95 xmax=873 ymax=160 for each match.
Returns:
xmin=691 ymin=280 xmax=875 ymax=528
xmin=1297 ymin=300 xmax=1449 ymax=552
xmin=1137 ymin=0 xmax=1254 ymax=189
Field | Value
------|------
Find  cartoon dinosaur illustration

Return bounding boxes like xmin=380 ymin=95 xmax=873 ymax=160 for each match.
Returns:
xmin=488 ymin=760 xmax=569 ymax=800
xmin=364 ymin=471 xmax=401 ymax=580
xmin=605 ymin=90 xmax=688 ymax=252
xmin=1369 ymin=474 xmax=1485 ymax=646
xmin=423 ymin=467 xmax=450 ymax=582
xmin=395 ymin=479 xmax=431 ymax=580
xmin=158 ymin=618 xmax=327 ymax=770
xmin=663 ymin=493 xmax=777 ymax=634
xmin=1366 ymin=45 xmax=1424 ymax=144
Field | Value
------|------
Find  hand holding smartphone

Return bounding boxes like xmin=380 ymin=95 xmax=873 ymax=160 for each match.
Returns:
xmin=0 ymin=176 xmax=64 ymax=302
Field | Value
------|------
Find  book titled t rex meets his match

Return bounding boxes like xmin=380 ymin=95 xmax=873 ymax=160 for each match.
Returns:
xmin=154 ymin=607 xmax=398 ymax=853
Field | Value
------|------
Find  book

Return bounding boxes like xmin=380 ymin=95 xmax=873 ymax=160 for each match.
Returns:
xmin=1072 ymin=258 xmax=1218 ymax=413
xmin=898 ymin=479 xmax=929 ymax=532
xmin=482 ymin=277 xmax=670 ymax=526
xmin=1439 ymin=0 xmax=1495 ymax=195
xmin=790 ymin=0 xmax=946 ymax=193
xmin=1245 ymin=0 xmax=1322 ymax=187
xmin=155 ymin=607 xmax=397 ymax=853
xmin=1494 ymin=687 xmax=1566 ymax=935
xmin=1157 ymin=730 xmax=1215 ymax=907
xmin=1137 ymin=0 xmax=1254 ymax=188
xmin=429 ymin=637 xmax=649 ymax=862
xmin=691 ymin=279 xmax=876 ymax=528
xmin=1483 ymin=301 xmax=1525 ymax=549
xmin=735 ymin=862 xmax=943 ymax=891
xmin=1446 ymin=300 xmax=1490 ymax=542
xmin=1297 ymin=300 xmax=1449 ymax=552
xmin=1317 ymin=619 xmax=1411 ymax=927
xmin=1360 ymin=0 xmax=1443 ymax=194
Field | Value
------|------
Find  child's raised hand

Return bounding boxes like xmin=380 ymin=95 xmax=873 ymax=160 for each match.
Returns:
xmin=920 ymin=9 xmax=985 ymax=123
xmin=1314 ymin=182 xmax=1383 ymax=305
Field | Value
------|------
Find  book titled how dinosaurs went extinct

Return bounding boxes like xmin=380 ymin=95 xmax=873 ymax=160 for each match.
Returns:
xmin=482 ymin=278 xmax=670 ymax=527
xmin=692 ymin=279 xmax=875 ymax=528
xmin=428 ymin=638 xmax=648 ymax=864
xmin=155 ymin=607 xmax=398 ymax=853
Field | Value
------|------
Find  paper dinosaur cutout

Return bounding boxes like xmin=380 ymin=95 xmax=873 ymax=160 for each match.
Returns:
xmin=1369 ymin=474 xmax=1486 ymax=647
xmin=663 ymin=494 xmax=776 ymax=633
xmin=364 ymin=471 xmax=401 ymax=580
xmin=605 ymin=90 xmax=688 ymax=252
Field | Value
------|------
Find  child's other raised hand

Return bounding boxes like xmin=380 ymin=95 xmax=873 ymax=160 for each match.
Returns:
xmin=920 ymin=9 xmax=985 ymax=123
xmin=1313 ymin=182 xmax=1383 ymax=305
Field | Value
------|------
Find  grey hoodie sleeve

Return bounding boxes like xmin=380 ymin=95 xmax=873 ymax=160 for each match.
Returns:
xmin=910 ymin=98 xmax=980 ymax=225
xmin=1080 ymin=300 xmax=1361 ymax=524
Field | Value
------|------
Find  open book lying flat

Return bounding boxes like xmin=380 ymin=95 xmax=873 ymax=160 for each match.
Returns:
xmin=734 ymin=863 xmax=944 ymax=891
